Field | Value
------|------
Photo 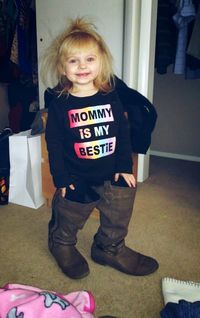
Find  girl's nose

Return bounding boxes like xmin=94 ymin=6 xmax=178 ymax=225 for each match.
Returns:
xmin=79 ymin=60 xmax=86 ymax=69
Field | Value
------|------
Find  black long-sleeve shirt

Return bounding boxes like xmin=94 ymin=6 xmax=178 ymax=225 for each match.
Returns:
xmin=45 ymin=90 xmax=133 ymax=188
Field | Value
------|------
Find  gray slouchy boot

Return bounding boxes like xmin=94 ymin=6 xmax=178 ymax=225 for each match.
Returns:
xmin=49 ymin=190 xmax=98 ymax=279
xmin=91 ymin=181 xmax=159 ymax=276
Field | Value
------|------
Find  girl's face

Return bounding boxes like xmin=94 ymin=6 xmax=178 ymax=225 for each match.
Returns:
xmin=62 ymin=46 xmax=101 ymax=93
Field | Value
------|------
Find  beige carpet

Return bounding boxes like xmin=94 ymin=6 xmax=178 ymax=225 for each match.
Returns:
xmin=0 ymin=156 xmax=200 ymax=317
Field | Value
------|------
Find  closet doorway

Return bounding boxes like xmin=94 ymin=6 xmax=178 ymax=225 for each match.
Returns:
xmin=0 ymin=0 xmax=39 ymax=133
xmin=151 ymin=0 xmax=200 ymax=163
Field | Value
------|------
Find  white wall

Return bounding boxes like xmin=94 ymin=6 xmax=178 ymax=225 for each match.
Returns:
xmin=152 ymin=66 xmax=200 ymax=161
xmin=36 ymin=0 xmax=124 ymax=108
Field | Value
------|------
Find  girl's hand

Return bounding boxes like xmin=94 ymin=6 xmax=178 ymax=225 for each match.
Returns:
xmin=114 ymin=173 xmax=136 ymax=188
xmin=60 ymin=184 xmax=75 ymax=197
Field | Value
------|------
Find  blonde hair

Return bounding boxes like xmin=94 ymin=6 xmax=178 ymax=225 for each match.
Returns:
xmin=40 ymin=17 xmax=115 ymax=94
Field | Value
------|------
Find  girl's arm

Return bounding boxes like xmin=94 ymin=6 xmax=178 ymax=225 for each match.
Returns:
xmin=45 ymin=100 xmax=72 ymax=189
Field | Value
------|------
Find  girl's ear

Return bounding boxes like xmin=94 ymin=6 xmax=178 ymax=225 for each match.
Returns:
xmin=61 ymin=67 xmax=67 ymax=76
xmin=58 ymin=63 xmax=66 ymax=76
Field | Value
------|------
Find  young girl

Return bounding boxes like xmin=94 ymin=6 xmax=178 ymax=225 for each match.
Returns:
xmin=42 ymin=17 xmax=158 ymax=279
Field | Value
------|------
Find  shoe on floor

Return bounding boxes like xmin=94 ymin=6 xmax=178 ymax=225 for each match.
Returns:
xmin=91 ymin=241 xmax=158 ymax=276
xmin=50 ymin=243 xmax=89 ymax=279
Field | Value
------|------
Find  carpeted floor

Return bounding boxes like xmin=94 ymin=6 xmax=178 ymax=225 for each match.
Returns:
xmin=0 ymin=156 xmax=200 ymax=317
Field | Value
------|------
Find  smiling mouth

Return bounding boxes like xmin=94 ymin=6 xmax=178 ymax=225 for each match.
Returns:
xmin=76 ymin=73 xmax=90 ymax=77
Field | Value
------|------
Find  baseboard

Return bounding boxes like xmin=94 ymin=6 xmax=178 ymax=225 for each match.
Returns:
xmin=150 ymin=150 xmax=200 ymax=162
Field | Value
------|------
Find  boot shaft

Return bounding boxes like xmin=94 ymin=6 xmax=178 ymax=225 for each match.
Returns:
xmin=49 ymin=190 xmax=98 ymax=246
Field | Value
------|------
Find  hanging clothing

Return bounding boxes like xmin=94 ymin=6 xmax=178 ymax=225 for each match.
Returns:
xmin=155 ymin=0 xmax=178 ymax=74
xmin=185 ymin=5 xmax=200 ymax=79
xmin=173 ymin=0 xmax=196 ymax=74
xmin=0 ymin=0 xmax=17 ymax=54
xmin=0 ymin=0 xmax=17 ymax=82
xmin=187 ymin=3 xmax=200 ymax=59
xmin=10 ymin=0 xmax=37 ymax=77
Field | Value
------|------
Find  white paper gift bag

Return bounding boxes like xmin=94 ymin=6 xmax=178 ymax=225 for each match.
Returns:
xmin=9 ymin=130 xmax=44 ymax=209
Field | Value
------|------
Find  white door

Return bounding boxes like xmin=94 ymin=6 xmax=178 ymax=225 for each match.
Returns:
xmin=35 ymin=0 xmax=124 ymax=108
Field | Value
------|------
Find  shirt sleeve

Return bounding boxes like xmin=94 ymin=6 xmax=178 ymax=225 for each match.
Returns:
xmin=45 ymin=100 xmax=72 ymax=188
xmin=114 ymin=96 xmax=133 ymax=174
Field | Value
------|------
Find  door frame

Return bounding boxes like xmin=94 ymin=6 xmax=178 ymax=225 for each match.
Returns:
xmin=123 ymin=0 xmax=158 ymax=182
